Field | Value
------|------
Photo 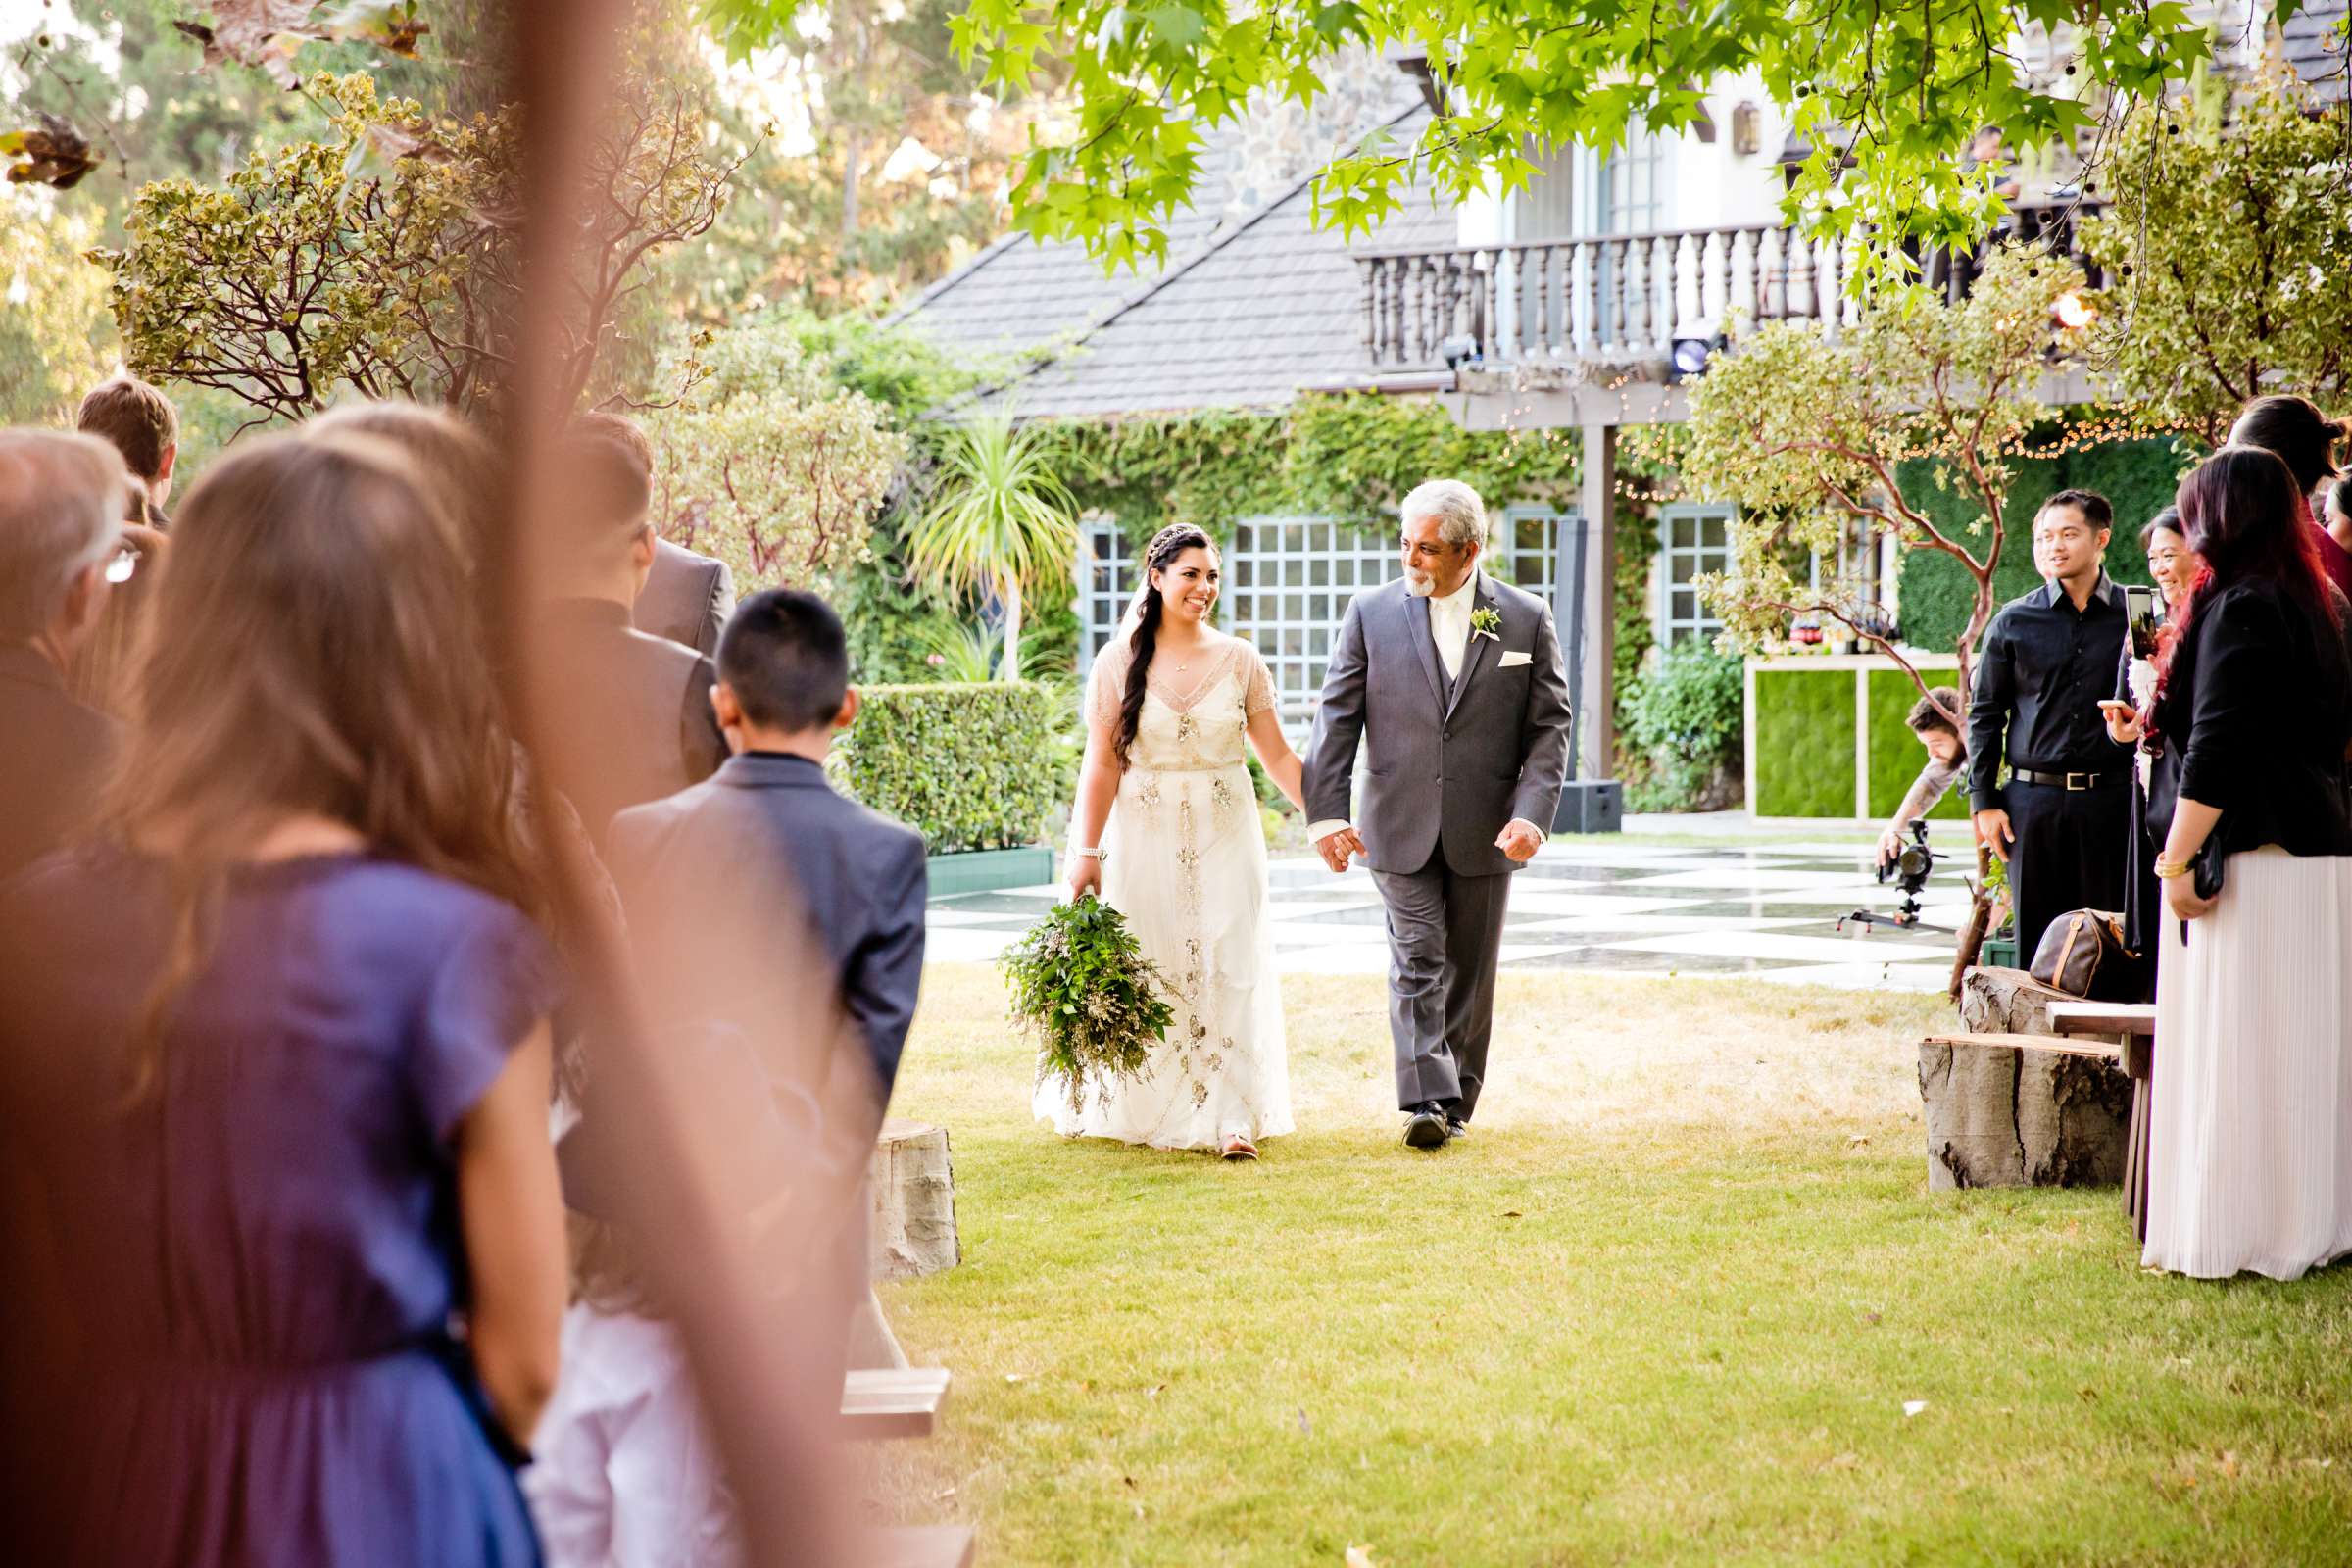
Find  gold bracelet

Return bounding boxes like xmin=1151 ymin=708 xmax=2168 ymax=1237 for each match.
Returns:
xmin=2152 ymin=858 xmax=2190 ymax=879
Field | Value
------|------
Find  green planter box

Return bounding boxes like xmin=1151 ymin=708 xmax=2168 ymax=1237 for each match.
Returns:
xmin=926 ymin=845 xmax=1055 ymax=898
xmin=1980 ymin=934 xmax=2020 ymax=970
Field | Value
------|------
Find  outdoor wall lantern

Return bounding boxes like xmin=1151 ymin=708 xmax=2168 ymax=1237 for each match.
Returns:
xmin=1730 ymin=102 xmax=1762 ymax=158
xmin=1668 ymin=334 xmax=1726 ymax=382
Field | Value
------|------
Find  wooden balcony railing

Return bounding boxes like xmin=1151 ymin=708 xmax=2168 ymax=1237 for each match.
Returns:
xmin=1355 ymin=200 xmax=2110 ymax=371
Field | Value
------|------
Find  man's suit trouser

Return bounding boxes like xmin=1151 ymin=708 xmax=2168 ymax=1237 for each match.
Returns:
xmin=1370 ymin=849 xmax=1515 ymax=1119
xmin=2007 ymin=776 xmax=2131 ymax=960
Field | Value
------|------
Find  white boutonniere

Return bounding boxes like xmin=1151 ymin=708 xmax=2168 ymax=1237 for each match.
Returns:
xmin=1469 ymin=606 xmax=1501 ymax=643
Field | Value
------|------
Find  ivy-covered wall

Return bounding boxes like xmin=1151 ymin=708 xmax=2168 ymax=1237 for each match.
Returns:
xmin=1050 ymin=396 xmax=1586 ymax=547
xmin=1895 ymin=430 xmax=2190 ymax=651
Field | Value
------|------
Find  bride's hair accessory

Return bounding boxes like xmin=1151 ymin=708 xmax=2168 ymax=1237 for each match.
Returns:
xmin=1114 ymin=523 xmax=1215 ymax=768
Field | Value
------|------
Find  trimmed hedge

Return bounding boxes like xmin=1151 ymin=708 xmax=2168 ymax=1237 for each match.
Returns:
xmin=1865 ymin=669 xmax=1970 ymax=821
xmin=1753 ymin=668 xmax=1857 ymax=817
xmin=836 ymin=682 xmax=1067 ymax=855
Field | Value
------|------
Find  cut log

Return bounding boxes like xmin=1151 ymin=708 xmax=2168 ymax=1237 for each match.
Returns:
xmin=870 ymin=1119 xmax=960 ymax=1281
xmin=1958 ymin=965 xmax=2074 ymax=1037
xmin=1918 ymin=1031 xmax=2133 ymax=1191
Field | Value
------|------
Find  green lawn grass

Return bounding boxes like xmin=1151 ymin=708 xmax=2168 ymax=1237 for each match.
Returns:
xmin=877 ymin=966 xmax=2352 ymax=1566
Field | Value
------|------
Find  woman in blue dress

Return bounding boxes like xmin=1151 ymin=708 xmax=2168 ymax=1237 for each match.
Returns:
xmin=0 ymin=430 xmax=567 ymax=1564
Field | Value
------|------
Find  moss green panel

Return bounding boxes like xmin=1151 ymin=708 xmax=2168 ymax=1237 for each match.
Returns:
xmin=1866 ymin=668 xmax=1970 ymax=820
xmin=1753 ymin=668 xmax=1859 ymax=818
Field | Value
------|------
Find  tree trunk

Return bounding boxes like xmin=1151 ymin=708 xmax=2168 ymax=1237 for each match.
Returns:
xmin=999 ymin=574 xmax=1023 ymax=682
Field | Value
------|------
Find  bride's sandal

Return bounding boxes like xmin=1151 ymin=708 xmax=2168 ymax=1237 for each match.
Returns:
xmin=1219 ymin=1133 xmax=1258 ymax=1161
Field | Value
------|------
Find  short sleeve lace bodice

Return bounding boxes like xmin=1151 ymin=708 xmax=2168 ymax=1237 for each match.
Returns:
xmin=1088 ymin=632 xmax=1275 ymax=773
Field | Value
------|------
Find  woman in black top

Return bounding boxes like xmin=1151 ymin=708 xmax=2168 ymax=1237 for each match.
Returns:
xmin=2139 ymin=445 xmax=2352 ymax=1281
xmin=2103 ymin=509 xmax=2200 ymax=983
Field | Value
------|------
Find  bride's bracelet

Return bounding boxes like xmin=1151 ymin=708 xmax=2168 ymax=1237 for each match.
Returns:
xmin=2152 ymin=857 xmax=2191 ymax=879
xmin=1071 ymin=846 xmax=1103 ymax=859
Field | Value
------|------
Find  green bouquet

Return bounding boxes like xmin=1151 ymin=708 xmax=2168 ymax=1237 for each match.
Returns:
xmin=1000 ymin=895 xmax=1175 ymax=1112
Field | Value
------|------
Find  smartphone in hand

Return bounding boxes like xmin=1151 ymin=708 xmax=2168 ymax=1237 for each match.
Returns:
xmin=2124 ymin=583 xmax=2162 ymax=659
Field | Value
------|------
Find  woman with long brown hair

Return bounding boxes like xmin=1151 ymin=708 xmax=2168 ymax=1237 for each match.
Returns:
xmin=2140 ymin=445 xmax=2352 ymax=1281
xmin=0 ymin=431 xmax=566 ymax=1563
xmin=1045 ymin=521 xmax=1304 ymax=1158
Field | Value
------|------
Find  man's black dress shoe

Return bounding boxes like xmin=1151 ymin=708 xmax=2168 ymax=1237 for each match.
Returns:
xmin=1446 ymin=1116 xmax=1470 ymax=1141
xmin=1403 ymin=1103 xmax=1449 ymax=1150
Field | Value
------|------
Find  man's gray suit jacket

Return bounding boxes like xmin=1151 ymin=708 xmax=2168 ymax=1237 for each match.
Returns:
xmin=1303 ymin=574 xmax=1574 ymax=876
xmin=637 ymin=538 xmax=737 ymax=659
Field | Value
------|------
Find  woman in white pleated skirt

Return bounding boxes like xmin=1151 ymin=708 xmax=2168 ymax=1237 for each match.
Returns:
xmin=2141 ymin=440 xmax=2352 ymax=1281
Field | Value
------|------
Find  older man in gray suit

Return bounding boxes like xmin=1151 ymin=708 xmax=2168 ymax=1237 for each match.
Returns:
xmin=1304 ymin=479 xmax=1573 ymax=1150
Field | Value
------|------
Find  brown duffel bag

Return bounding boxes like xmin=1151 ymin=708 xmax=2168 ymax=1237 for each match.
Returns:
xmin=2030 ymin=908 xmax=2149 ymax=1002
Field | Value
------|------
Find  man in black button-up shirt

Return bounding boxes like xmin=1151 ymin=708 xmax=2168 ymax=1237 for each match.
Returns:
xmin=1968 ymin=489 xmax=2132 ymax=958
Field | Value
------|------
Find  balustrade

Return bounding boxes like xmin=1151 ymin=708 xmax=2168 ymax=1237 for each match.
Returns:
xmin=1354 ymin=200 xmax=2109 ymax=371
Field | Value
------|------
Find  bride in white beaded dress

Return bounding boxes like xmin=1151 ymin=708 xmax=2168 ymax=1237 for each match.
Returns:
xmin=1043 ymin=522 xmax=1302 ymax=1158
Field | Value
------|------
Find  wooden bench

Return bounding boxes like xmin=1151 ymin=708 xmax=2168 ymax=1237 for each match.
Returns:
xmin=840 ymin=1366 xmax=952 ymax=1441
xmin=864 ymin=1525 xmax=976 ymax=1567
xmin=2046 ymin=1001 xmax=2156 ymax=1071
xmin=1918 ymin=1031 xmax=2132 ymax=1190
xmin=2043 ymin=1001 xmax=2158 ymax=1036
xmin=2045 ymin=1001 xmax=2160 ymax=1240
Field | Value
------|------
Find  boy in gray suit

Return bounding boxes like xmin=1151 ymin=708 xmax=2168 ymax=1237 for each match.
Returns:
xmin=609 ymin=588 xmax=927 ymax=1102
xmin=1304 ymin=480 xmax=1573 ymax=1149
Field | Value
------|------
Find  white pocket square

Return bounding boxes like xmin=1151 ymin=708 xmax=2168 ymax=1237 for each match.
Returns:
xmin=1498 ymin=650 xmax=1533 ymax=668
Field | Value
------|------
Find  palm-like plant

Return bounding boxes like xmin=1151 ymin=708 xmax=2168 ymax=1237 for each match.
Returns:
xmin=915 ymin=616 xmax=1008 ymax=683
xmin=906 ymin=414 xmax=1079 ymax=682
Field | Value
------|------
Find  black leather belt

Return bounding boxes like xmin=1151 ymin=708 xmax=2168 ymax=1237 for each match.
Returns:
xmin=2010 ymin=766 xmax=2123 ymax=791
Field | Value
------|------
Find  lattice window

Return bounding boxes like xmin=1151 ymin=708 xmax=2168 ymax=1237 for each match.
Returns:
xmin=1076 ymin=515 xmax=1133 ymax=680
xmin=1229 ymin=512 xmax=1570 ymax=717
xmin=1657 ymin=502 xmax=1735 ymax=646
xmin=1076 ymin=511 xmax=1571 ymax=722
xmin=1495 ymin=506 xmax=1568 ymax=603
xmin=1224 ymin=516 xmax=1396 ymax=719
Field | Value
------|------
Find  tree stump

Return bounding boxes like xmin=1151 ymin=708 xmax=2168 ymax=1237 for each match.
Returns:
xmin=1958 ymin=965 xmax=2073 ymax=1037
xmin=869 ymin=1119 xmax=960 ymax=1281
xmin=1918 ymin=1034 xmax=2133 ymax=1190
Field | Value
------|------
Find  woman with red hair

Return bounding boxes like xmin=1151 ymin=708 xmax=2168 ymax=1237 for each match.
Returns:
xmin=2141 ymin=444 xmax=2352 ymax=1280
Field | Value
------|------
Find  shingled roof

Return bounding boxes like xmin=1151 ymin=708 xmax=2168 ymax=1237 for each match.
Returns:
xmin=2282 ymin=0 xmax=2351 ymax=97
xmin=893 ymin=93 xmax=1455 ymax=420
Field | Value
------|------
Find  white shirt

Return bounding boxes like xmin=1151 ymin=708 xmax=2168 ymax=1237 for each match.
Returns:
xmin=1308 ymin=571 xmax=1542 ymax=849
xmin=524 ymin=1306 xmax=743 ymax=1568
xmin=1427 ymin=569 xmax=1480 ymax=681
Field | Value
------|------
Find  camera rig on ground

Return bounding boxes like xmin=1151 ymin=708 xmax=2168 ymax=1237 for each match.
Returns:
xmin=1838 ymin=817 xmax=1950 ymax=934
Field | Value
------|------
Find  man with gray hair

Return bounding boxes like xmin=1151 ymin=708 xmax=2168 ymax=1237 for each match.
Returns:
xmin=1304 ymin=477 xmax=1574 ymax=1149
xmin=0 ymin=429 xmax=131 ymax=879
